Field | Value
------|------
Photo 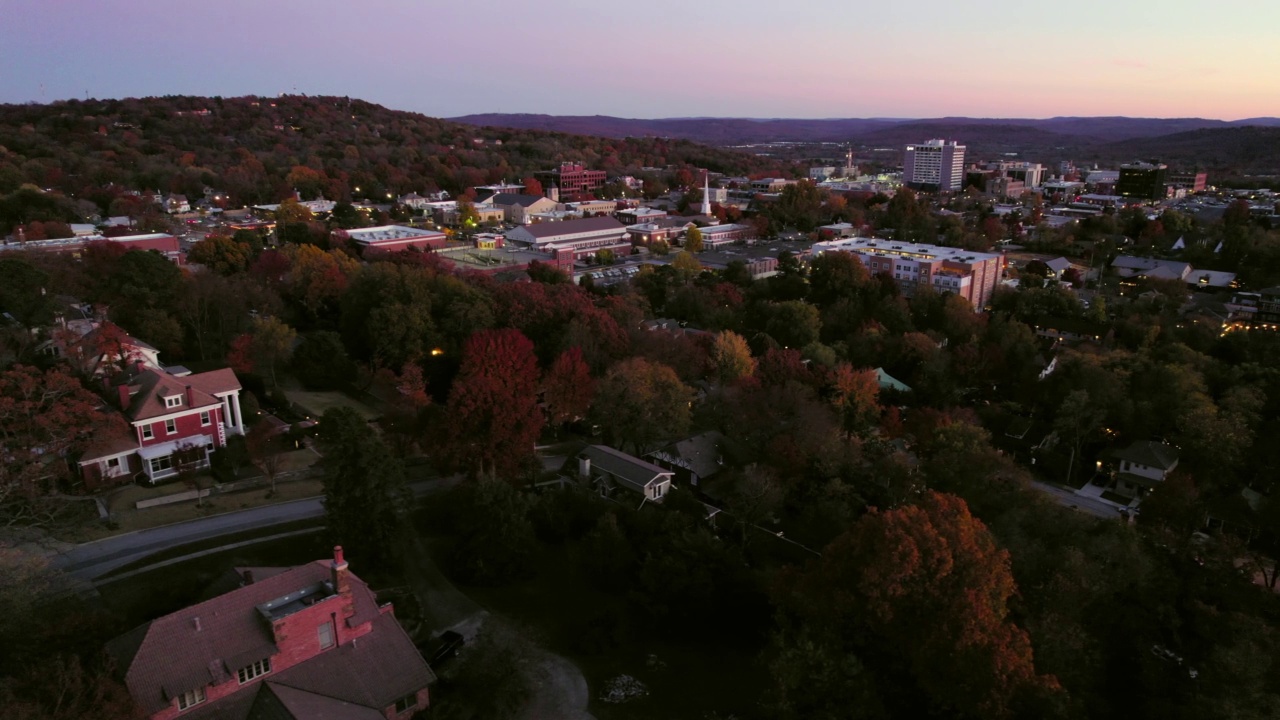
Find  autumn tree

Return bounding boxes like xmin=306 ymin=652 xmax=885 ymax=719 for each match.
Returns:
xmin=0 ymin=365 xmax=120 ymax=527
xmin=827 ymin=363 xmax=880 ymax=435
xmin=772 ymin=491 xmax=1060 ymax=719
xmin=593 ymin=357 xmax=693 ymax=453
xmin=684 ymin=226 xmax=704 ymax=253
xmin=711 ymin=330 xmax=756 ymax=383
xmin=436 ymin=329 xmax=544 ymax=478
xmin=318 ymin=406 xmax=408 ymax=569
xmin=227 ymin=315 xmax=296 ymax=388
xmin=186 ymin=233 xmax=253 ymax=274
xmin=521 ymin=176 xmax=544 ymax=197
xmin=542 ymin=347 xmax=594 ymax=428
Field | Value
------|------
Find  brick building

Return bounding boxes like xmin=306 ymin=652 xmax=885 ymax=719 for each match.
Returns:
xmin=108 ymin=547 xmax=435 ymax=720
xmin=535 ymin=163 xmax=606 ymax=199
xmin=79 ymin=363 xmax=244 ymax=485
xmin=813 ymin=237 xmax=1002 ymax=311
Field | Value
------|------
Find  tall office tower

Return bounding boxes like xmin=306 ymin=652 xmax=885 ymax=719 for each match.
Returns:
xmin=903 ymin=139 xmax=966 ymax=192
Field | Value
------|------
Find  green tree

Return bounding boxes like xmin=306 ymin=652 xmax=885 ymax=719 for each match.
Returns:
xmin=228 ymin=315 xmax=296 ymax=388
xmin=593 ymin=357 xmax=693 ymax=453
xmin=291 ymin=331 xmax=354 ymax=390
xmin=446 ymin=474 xmax=537 ymax=585
xmin=186 ymin=234 xmax=253 ymax=274
xmin=318 ymin=406 xmax=408 ymax=569
xmin=766 ymin=300 xmax=822 ymax=349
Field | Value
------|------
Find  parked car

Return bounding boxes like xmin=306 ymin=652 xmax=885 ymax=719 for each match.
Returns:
xmin=427 ymin=631 xmax=465 ymax=668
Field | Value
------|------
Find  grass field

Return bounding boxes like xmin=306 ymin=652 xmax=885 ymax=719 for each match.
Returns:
xmin=283 ymin=388 xmax=381 ymax=421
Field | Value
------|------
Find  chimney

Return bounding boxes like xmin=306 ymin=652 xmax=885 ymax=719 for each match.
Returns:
xmin=242 ymin=569 xmax=254 ymax=585
xmin=117 ymin=384 xmax=131 ymax=410
xmin=331 ymin=545 xmax=350 ymax=595
xmin=186 ymin=384 xmax=194 ymax=406
xmin=193 ymin=616 xmax=202 ymax=632
xmin=578 ymin=454 xmax=591 ymax=479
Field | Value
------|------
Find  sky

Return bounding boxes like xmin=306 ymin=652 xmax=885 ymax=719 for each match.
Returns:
xmin=2 ymin=0 xmax=1278 ymax=120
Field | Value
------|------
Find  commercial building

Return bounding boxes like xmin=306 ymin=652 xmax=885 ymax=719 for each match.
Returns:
xmin=1116 ymin=162 xmax=1169 ymax=201
xmin=504 ymin=215 xmax=630 ymax=258
xmin=812 ymin=237 xmax=1002 ymax=311
xmin=1167 ymin=171 xmax=1208 ymax=193
xmin=535 ymin=163 xmax=607 ymax=200
xmin=0 ymin=232 xmax=186 ymax=264
xmin=903 ymin=139 xmax=966 ymax=192
xmin=483 ymin=193 xmax=561 ymax=224
xmin=343 ymin=225 xmax=447 ymax=253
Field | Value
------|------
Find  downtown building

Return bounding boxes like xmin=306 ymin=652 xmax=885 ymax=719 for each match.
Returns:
xmin=903 ymin=139 xmax=966 ymax=192
xmin=813 ymin=237 xmax=1002 ymax=311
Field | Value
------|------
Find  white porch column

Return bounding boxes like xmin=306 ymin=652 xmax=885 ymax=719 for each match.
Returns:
xmin=231 ymin=392 xmax=245 ymax=434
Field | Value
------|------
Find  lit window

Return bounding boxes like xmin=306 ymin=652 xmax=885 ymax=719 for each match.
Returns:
xmin=166 ymin=419 xmax=177 ymax=435
xmin=177 ymin=686 xmax=205 ymax=711
xmin=237 ymin=658 xmax=271 ymax=684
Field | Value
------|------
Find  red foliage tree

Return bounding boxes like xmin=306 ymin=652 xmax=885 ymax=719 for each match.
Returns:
xmin=226 ymin=333 xmax=255 ymax=374
xmin=542 ymin=347 xmax=594 ymax=427
xmin=437 ymin=329 xmax=544 ymax=478
xmin=781 ymin=491 xmax=1060 ymax=718
xmin=521 ymin=175 xmax=544 ymax=197
xmin=826 ymin=363 xmax=880 ymax=434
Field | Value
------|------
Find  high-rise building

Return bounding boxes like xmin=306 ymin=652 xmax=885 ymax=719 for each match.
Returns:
xmin=1116 ymin=162 xmax=1169 ymax=200
xmin=903 ymin=139 xmax=966 ymax=192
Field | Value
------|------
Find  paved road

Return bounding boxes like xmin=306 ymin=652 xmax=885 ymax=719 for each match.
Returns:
xmin=1030 ymin=480 xmax=1123 ymax=519
xmin=52 ymin=478 xmax=459 ymax=581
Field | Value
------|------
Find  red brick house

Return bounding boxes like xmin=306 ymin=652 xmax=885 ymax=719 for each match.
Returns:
xmin=108 ymin=547 xmax=435 ymax=720
xmin=79 ymin=363 xmax=245 ymax=484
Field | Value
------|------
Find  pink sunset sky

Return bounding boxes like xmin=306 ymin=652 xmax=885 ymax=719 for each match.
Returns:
xmin=2 ymin=0 xmax=1277 ymax=120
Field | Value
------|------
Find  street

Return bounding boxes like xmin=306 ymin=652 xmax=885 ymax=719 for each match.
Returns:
xmin=52 ymin=477 xmax=459 ymax=580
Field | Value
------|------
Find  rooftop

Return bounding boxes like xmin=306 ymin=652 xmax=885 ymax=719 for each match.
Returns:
xmin=813 ymin=237 xmax=1001 ymax=264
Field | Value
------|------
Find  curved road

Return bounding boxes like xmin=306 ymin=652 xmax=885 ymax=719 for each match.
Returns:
xmin=1030 ymin=480 xmax=1125 ymax=519
xmin=53 ymin=478 xmax=458 ymax=581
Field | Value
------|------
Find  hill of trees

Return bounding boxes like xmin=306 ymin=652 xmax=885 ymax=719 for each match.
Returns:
xmin=0 ymin=95 xmax=788 ymax=221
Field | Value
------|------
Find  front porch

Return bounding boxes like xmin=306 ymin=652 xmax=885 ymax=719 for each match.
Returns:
xmin=138 ymin=434 xmax=215 ymax=483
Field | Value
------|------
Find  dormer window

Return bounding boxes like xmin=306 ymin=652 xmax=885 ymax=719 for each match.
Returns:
xmin=177 ymin=686 xmax=206 ymax=711
xmin=164 ymin=395 xmax=183 ymax=409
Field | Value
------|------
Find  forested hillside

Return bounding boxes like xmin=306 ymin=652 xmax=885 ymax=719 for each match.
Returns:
xmin=0 ymin=95 xmax=787 ymax=216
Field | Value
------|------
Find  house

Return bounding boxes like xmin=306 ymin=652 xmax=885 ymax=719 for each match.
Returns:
xmin=875 ymin=367 xmax=912 ymax=393
xmin=1110 ymin=440 xmax=1180 ymax=499
xmin=1044 ymin=257 xmax=1073 ymax=282
xmin=162 ymin=194 xmax=191 ymax=214
xmin=579 ymin=445 xmax=674 ymax=503
xmin=647 ymin=431 xmax=725 ymax=488
xmin=107 ymin=547 xmax=435 ymax=720
xmin=43 ymin=322 xmax=164 ymax=377
xmin=79 ymin=362 xmax=245 ymax=484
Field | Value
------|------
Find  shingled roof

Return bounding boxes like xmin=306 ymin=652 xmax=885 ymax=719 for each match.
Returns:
xmin=519 ymin=215 xmax=625 ymax=239
xmin=1111 ymin=440 xmax=1180 ymax=471
xmin=107 ymin=559 xmax=397 ymax=718
xmin=110 ymin=366 xmax=240 ymax=421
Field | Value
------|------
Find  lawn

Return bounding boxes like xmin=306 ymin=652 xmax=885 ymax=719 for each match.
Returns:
xmin=283 ymin=387 xmax=381 ymax=421
xmin=436 ymin=538 xmax=770 ymax=720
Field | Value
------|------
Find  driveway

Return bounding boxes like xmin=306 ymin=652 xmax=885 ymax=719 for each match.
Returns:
xmin=1030 ymin=480 xmax=1125 ymax=519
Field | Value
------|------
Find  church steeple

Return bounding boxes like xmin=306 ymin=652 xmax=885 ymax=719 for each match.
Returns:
xmin=700 ymin=171 xmax=712 ymax=216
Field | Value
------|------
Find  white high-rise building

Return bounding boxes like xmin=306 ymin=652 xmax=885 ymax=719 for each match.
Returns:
xmin=903 ymin=139 xmax=966 ymax=192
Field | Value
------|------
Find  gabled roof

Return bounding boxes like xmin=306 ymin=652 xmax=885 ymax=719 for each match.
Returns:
xmin=648 ymin=431 xmax=725 ymax=480
xmin=583 ymin=445 xmax=672 ymax=492
xmin=491 ymin=193 xmax=552 ymax=208
xmin=107 ymin=560 xmax=388 ymax=717
xmin=1111 ymin=441 xmax=1179 ymax=471
xmin=112 ymin=367 xmax=230 ymax=422
xmin=516 ymin=216 xmax=625 ymax=240
xmin=1045 ymin=257 xmax=1072 ymax=275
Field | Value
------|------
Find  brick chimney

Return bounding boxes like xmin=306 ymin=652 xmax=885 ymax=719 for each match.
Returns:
xmin=117 ymin=384 xmax=132 ymax=410
xmin=331 ymin=545 xmax=350 ymax=595
xmin=242 ymin=569 xmax=254 ymax=585
xmin=186 ymin=384 xmax=194 ymax=406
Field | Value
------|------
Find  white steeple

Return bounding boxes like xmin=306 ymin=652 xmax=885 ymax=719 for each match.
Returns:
xmin=700 ymin=171 xmax=712 ymax=216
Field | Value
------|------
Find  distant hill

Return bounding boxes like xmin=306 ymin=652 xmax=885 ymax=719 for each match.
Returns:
xmin=0 ymin=97 xmax=785 ymax=217
xmin=1090 ymin=126 xmax=1280 ymax=174
xmin=451 ymin=113 xmax=1280 ymax=174
xmin=452 ymin=113 xmax=1280 ymax=146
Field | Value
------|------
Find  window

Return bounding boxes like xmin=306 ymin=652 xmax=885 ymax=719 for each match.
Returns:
xmin=394 ymin=694 xmax=418 ymax=713
xmin=166 ymin=418 xmax=177 ymax=435
xmin=165 ymin=395 xmax=182 ymax=408
xmin=237 ymin=658 xmax=271 ymax=684
xmin=149 ymin=456 xmax=173 ymax=474
xmin=107 ymin=457 xmax=120 ymax=469
xmin=142 ymin=424 xmax=154 ymax=440
xmin=318 ymin=621 xmax=334 ymax=649
xmin=200 ymin=411 xmax=211 ymax=426
xmin=177 ymin=686 xmax=206 ymax=711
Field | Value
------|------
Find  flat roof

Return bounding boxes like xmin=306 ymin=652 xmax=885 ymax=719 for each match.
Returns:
xmin=344 ymin=225 xmax=445 ymax=244
xmin=813 ymin=237 xmax=1001 ymax=263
